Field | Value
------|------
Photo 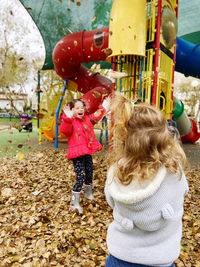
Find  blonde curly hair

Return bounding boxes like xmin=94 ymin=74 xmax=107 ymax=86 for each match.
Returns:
xmin=109 ymin=93 xmax=187 ymax=185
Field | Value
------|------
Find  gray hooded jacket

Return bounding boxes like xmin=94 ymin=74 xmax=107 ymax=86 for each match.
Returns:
xmin=105 ymin=164 xmax=188 ymax=266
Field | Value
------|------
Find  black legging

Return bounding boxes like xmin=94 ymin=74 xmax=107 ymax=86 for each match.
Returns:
xmin=72 ymin=154 xmax=93 ymax=192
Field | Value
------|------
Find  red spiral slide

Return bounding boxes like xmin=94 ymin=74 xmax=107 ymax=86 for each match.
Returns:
xmin=52 ymin=26 xmax=112 ymax=114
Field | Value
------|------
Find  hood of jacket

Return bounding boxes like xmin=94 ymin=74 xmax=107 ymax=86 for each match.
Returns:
xmin=107 ymin=163 xmax=167 ymax=204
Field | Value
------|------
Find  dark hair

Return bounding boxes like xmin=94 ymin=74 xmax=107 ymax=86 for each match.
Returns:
xmin=67 ymin=101 xmax=75 ymax=110
xmin=67 ymin=99 xmax=86 ymax=110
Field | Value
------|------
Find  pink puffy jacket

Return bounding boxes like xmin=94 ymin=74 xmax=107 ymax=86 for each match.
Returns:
xmin=59 ymin=106 xmax=106 ymax=160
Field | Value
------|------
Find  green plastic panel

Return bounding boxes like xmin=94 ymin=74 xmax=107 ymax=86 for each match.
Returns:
xmin=18 ymin=0 xmax=113 ymax=70
xmin=177 ymin=0 xmax=200 ymax=44
xmin=172 ymin=97 xmax=184 ymax=121
xmin=180 ymin=32 xmax=200 ymax=45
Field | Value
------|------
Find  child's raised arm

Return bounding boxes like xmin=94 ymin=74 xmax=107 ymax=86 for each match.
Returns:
xmin=59 ymin=104 xmax=74 ymax=137
xmin=89 ymin=96 xmax=111 ymax=122
xmin=63 ymin=104 xmax=74 ymax=118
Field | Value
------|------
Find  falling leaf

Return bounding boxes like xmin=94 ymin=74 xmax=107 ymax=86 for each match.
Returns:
xmin=66 ymin=27 xmax=73 ymax=34
xmin=92 ymin=16 xmax=97 ymax=22
xmin=36 ymin=113 xmax=44 ymax=119
xmin=62 ymin=28 xmax=67 ymax=35
xmin=16 ymin=152 xmax=24 ymax=161
xmin=8 ymin=140 xmax=12 ymax=143
xmin=102 ymin=48 xmax=112 ymax=56
xmin=75 ymin=133 xmax=80 ymax=140
xmin=109 ymin=71 xmax=127 ymax=79
xmin=92 ymin=91 xmax=101 ymax=98
xmin=76 ymin=1 xmax=81 ymax=6
xmin=17 ymin=144 xmax=23 ymax=149
xmin=56 ymin=16 xmax=59 ymax=25
xmin=13 ymin=123 xmax=21 ymax=130
xmin=156 ymin=67 xmax=161 ymax=73
xmin=41 ymin=108 xmax=48 ymax=113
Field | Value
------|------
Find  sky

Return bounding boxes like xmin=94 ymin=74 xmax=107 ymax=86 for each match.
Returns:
xmin=0 ymin=0 xmax=45 ymax=96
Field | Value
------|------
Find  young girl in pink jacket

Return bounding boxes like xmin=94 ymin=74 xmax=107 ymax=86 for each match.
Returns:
xmin=60 ymin=97 xmax=110 ymax=213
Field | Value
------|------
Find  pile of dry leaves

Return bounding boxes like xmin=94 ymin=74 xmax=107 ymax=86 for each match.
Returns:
xmin=0 ymin=149 xmax=199 ymax=266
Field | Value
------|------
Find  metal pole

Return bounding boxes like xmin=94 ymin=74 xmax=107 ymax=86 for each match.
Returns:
xmin=152 ymin=0 xmax=162 ymax=106
xmin=139 ymin=57 xmax=144 ymax=100
xmin=54 ymin=78 xmax=68 ymax=148
xmin=37 ymin=70 xmax=41 ymax=129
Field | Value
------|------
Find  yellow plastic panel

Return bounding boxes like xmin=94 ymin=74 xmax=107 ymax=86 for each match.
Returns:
xmin=143 ymin=49 xmax=154 ymax=104
xmin=146 ymin=0 xmax=157 ymax=43
xmin=107 ymin=0 xmax=146 ymax=62
xmin=157 ymin=50 xmax=174 ymax=119
xmin=39 ymin=84 xmax=82 ymax=142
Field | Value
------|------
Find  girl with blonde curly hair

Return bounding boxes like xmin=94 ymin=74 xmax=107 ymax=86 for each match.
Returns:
xmin=105 ymin=93 xmax=188 ymax=267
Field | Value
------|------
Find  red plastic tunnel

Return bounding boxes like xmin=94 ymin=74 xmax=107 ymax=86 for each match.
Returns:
xmin=181 ymin=119 xmax=200 ymax=143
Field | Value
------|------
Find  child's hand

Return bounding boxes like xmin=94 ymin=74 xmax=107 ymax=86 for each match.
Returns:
xmin=63 ymin=104 xmax=74 ymax=118
xmin=102 ymin=95 xmax=111 ymax=111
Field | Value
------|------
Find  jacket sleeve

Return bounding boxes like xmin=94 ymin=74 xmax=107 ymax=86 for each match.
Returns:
xmin=59 ymin=114 xmax=73 ymax=137
xmin=105 ymin=180 xmax=115 ymax=209
xmin=89 ymin=105 xmax=106 ymax=124
xmin=182 ymin=171 xmax=189 ymax=196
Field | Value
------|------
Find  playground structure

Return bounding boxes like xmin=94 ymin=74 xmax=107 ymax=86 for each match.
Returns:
xmin=38 ymin=78 xmax=83 ymax=143
xmin=52 ymin=0 xmax=200 ymax=143
xmin=18 ymin=0 xmax=200 ymax=144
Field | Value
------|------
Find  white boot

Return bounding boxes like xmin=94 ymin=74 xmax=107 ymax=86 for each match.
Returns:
xmin=84 ymin=185 xmax=94 ymax=200
xmin=69 ymin=191 xmax=83 ymax=214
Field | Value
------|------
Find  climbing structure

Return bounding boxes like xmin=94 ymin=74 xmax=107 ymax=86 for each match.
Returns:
xmin=53 ymin=0 xmax=177 ymax=119
xmin=107 ymin=0 xmax=177 ymax=120
xmin=39 ymin=81 xmax=82 ymax=142
xmin=18 ymin=0 xmax=200 ymax=143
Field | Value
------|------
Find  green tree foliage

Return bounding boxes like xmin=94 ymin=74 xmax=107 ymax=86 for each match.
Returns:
xmin=0 ymin=0 xmax=44 ymax=92
xmin=0 ymin=0 xmax=44 ymax=113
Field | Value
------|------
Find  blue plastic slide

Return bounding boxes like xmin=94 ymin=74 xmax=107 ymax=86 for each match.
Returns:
xmin=176 ymin=37 xmax=200 ymax=78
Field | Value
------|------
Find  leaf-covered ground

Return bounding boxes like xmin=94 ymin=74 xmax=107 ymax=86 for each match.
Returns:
xmin=0 ymin=149 xmax=199 ymax=266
